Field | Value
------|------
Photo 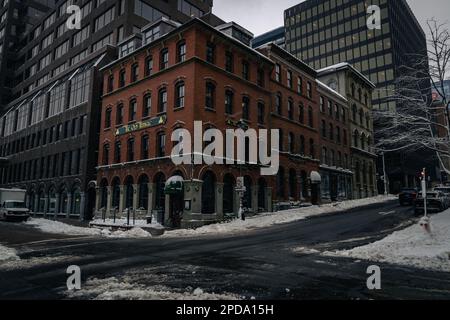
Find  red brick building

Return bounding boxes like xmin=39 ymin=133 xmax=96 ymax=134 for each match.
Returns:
xmin=95 ymin=17 xmax=353 ymax=228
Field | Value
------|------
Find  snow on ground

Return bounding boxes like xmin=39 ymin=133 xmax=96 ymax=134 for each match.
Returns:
xmin=25 ymin=218 xmax=153 ymax=238
xmin=91 ymin=218 xmax=164 ymax=229
xmin=165 ymin=196 xmax=396 ymax=238
xmin=0 ymin=244 xmax=19 ymax=264
xmin=324 ymin=209 xmax=450 ymax=272
xmin=24 ymin=196 xmax=394 ymax=240
xmin=66 ymin=277 xmax=240 ymax=300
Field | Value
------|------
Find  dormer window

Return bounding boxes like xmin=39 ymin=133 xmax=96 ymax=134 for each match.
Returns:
xmin=144 ymin=25 xmax=161 ymax=44
xmin=119 ymin=41 xmax=134 ymax=58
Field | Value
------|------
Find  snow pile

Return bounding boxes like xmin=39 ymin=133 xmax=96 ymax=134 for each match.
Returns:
xmin=166 ymin=196 xmax=396 ymax=237
xmin=104 ymin=228 xmax=152 ymax=239
xmin=26 ymin=218 xmax=103 ymax=236
xmin=67 ymin=277 xmax=240 ymax=300
xmin=91 ymin=219 xmax=164 ymax=230
xmin=0 ymin=244 xmax=19 ymax=263
xmin=25 ymin=218 xmax=153 ymax=238
xmin=325 ymin=210 xmax=450 ymax=272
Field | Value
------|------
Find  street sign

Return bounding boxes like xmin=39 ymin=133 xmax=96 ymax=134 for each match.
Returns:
xmin=421 ymin=180 xmax=426 ymax=198
xmin=236 ymin=176 xmax=246 ymax=192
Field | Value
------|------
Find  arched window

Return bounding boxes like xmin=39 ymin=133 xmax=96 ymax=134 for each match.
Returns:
xmin=129 ymin=99 xmax=137 ymax=122
xmin=322 ymin=147 xmax=327 ymax=165
xmin=225 ymin=90 xmax=234 ymax=115
xmin=309 ymin=138 xmax=315 ymax=158
xmin=353 ymin=130 xmax=359 ymax=148
xmin=308 ymin=106 xmax=314 ymax=127
xmin=138 ymin=175 xmax=149 ymax=209
xmin=205 ymin=82 xmax=216 ymax=109
xmin=131 ymin=63 xmax=139 ymax=82
xmin=114 ymin=141 xmax=121 ymax=163
xmin=157 ymin=131 xmax=166 ymax=157
xmin=351 ymin=83 xmax=355 ymax=97
xmin=116 ymin=104 xmax=124 ymax=125
xmin=352 ymin=104 xmax=357 ymax=121
xmin=358 ymin=88 xmax=362 ymax=102
xmin=223 ymin=174 xmax=235 ymax=214
xmin=360 ymin=133 xmax=366 ymax=150
xmin=289 ymin=169 xmax=297 ymax=200
xmin=175 ymin=81 xmax=185 ymax=109
xmin=145 ymin=56 xmax=153 ymax=76
xmin=300 ymin=135 xmax=305 ymax=155
xmin=288 ymin=132 xmax=295 ymax=153
xmin=102 ymin=143 xmax=110 ymax=165
xmin=329 ymin=123 xmax=334 ymax=140
xmin=202 ymin=171 xmax=216 ymax=214
xmin=288 ymin=99 xmax=294 ymax=120
xmin=242 ymin=96 xmax=250 ymax=120
xmin=359 ymin=108 xmax=364 ymax=125
xmin=276 ymin=93 xmax=282 ymax=115
xmin=299 ymin=103 xmax=304 ymax=124
xmin=160 ymin=48 xmax=169 ymax=70
xmin=141 ymin=134 xmax=149 ymax=159
xmin=127 ymin=137 xmax=135 ymax=161
xmin=158 ymin=88 xmax=167 ymax=113
xmin=105 ymin=107 xmax=112 ymax=128
xmin=143 ymin=94 xmax=151 ymax=117
xmin=124 ymin=176 xmax=134 ymax=209
xmin=321 ymin=120 xmax=326 ymax=137
xmin=176 ymin=40 xmax=186 ymax=63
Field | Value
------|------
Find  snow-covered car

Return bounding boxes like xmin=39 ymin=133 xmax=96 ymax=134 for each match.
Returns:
xmin=433 ymin=186 xmax=450 ymax=208
xmin=414 ymin=191 xmax=447 ymax=215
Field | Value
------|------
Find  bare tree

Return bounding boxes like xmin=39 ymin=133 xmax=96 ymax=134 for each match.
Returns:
xmin=374 ymin=18 xmax=450 ymax=174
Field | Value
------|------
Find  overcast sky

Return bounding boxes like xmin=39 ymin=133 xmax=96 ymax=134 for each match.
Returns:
xmin=213 ymin=0 xmax=450 ymax=37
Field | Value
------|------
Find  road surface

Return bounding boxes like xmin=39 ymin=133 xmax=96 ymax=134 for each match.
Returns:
xmin=1 ymin=200 xmax=450 ymax=300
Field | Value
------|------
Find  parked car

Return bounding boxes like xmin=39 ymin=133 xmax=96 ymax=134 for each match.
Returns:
xmin=398 ymin=188 xmax=418 ymax=206
xmin=414 ymin=191 xmax=447 ymax=215
xmin=433 ymin=186 xmax=450 ymax=208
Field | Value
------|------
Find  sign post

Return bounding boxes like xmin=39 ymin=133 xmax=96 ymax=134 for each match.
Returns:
xmin=420 ymin=168 xmax=432 ymax=234
xmin=236 ymin=177 xmax=246 ymax=221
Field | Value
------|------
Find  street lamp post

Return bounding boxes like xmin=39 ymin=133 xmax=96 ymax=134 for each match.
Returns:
xmin=382 ymin=152 xmax=389 ymax=196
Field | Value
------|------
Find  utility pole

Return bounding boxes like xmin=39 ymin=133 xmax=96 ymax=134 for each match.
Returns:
xmin=382 ymin=152 xmax=389 ymax=196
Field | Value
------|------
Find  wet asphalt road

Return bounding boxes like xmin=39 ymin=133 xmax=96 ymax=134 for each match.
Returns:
xmin=1 ymin=200 xmax=450 ymax=300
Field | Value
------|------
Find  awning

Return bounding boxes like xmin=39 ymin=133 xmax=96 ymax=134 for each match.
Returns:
xmin=310 ymin=171 xmax=322 ymax=184
xmin=164 ymin=176 xmax=184 ymax=195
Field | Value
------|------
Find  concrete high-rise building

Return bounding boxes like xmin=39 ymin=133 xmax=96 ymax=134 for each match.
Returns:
xmin=0 ymin=0 xmax=216 ymax=220
xmin=284 ymin=0 xmax=430 ymax=193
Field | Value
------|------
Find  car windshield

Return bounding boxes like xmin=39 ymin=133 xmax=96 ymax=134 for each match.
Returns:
xmin=434 ymin=188 xmax=450 ymax=193
xmin=401 ymin=189 xmax=416 ymax=193
xmin=5 ymin=202 xmax=26 ymax=208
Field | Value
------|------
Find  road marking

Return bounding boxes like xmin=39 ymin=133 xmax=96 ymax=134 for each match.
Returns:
xmin=378 ymin=210 xmax=396 ymax=216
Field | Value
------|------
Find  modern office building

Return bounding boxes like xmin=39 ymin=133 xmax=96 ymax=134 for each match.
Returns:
xmin=0 ymin=0 xmax=216 ymax=220
xmin=284 ymin=0 xmax=430 ymax=193
xmin=252 ymin=26 xmax=286 ymax=49
xmin=0 ymin=0 xmax=56 ymax=111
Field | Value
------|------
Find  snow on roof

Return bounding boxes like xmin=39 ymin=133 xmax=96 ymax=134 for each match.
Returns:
xmin=317 ymin=62 xmax=375 ymax=88
xmin=316 ymin=80 xmax=348 ymax=102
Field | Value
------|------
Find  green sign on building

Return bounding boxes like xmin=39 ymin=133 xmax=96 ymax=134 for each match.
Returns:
xmin=115 ymin=115 xmax=167 ymax=136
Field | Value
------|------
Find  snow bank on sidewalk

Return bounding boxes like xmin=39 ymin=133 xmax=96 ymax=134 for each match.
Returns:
xmin=67 ymin=277 xmax=240 ymax=300
xmin=0 ymin=244 xmax=19 ymax=263
xmin=25 ymin=218 xmax=153 ymax=238
xmin=165 ymin=196 xmax=396 ymax=238
xmin=325 ymin=210 xmax=450 ymax=272
xmin=26 ymin=218 xmax=103 ymax=236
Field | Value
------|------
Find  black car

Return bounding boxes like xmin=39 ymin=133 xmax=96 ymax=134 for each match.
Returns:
xmin=399 ymin=188 xmax=418 ymax=206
